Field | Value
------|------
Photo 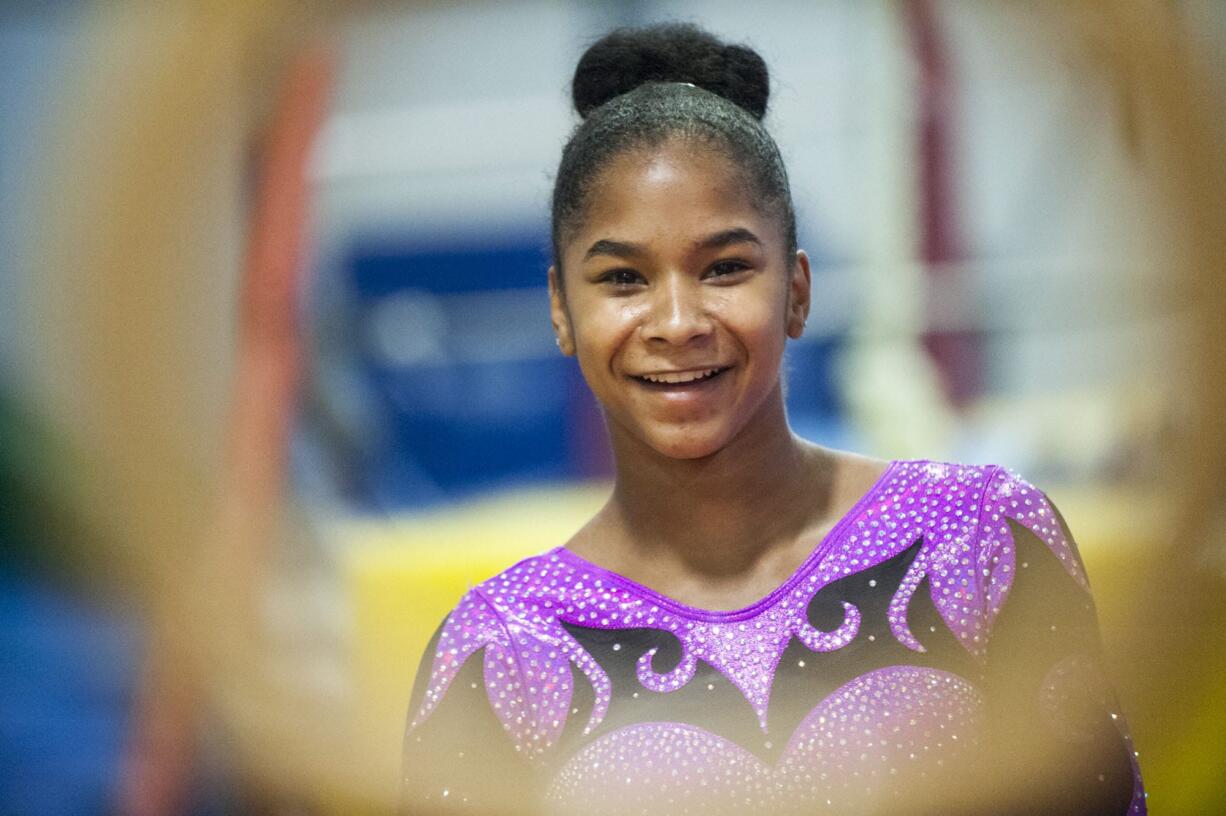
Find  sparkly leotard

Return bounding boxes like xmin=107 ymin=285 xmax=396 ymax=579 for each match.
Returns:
xmin=402 ymin=461 xmax=1146 ymax=815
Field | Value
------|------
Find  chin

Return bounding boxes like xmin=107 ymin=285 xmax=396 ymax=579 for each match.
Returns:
xmin=642 ymin=428 xmax=732 ymax=461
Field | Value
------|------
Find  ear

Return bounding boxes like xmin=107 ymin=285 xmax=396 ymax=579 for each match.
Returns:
xmin=548 ymin=265 xmax=576 ymax=356
xmin=785 ymin=250 xmax=811 ymax=339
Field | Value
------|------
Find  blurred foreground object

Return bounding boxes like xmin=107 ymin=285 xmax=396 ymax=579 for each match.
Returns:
xmin=117 ymin=36 xmax=336 ymax=816
xmin=9 ymin=0 xmax=1225 ymax=813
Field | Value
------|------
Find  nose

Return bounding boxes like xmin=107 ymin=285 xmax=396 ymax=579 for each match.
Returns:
xmin=641 ymin=275 xmax=713 ymax=346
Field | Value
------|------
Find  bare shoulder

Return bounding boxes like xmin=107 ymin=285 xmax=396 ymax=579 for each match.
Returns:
xmin=557 ymin=501 xmax=618 ymax=563
xmin=836 ymin=449 xmax=893 ymax=480
xmin=807 ymin=444 xmax=892 ymax=497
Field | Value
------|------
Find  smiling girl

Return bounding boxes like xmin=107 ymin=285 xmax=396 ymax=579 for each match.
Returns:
xmin=401 ymin=23 xmax=1144 ymax=816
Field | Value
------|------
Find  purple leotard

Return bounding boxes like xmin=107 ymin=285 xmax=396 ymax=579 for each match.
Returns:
xmin=403 ymin=461 xmax=1145 ymax=814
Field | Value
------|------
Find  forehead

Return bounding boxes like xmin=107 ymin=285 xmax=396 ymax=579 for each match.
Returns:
xmin=568 ymin=141 xmax=781 ymax=256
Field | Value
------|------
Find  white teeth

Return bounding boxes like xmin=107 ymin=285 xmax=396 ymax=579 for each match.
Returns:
xmin=639 ymin=368 xmax=722 ymax=384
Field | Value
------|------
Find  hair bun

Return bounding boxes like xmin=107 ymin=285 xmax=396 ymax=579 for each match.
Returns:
xmin=572 ymin=23 xmax=770 ymax=121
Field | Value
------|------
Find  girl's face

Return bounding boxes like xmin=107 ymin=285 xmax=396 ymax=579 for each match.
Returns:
xmin=550 ymin=141 xmax=810 ymax=461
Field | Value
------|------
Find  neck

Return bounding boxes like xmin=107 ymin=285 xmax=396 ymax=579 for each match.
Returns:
xmin=602 ymin=387 xmax=832 ymax=581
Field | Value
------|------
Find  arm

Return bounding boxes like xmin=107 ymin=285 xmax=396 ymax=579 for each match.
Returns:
xmin=400 ymin=593 xmax=540 ymax=816
xmin=972 ymin=468 xmax=1145 ymax=815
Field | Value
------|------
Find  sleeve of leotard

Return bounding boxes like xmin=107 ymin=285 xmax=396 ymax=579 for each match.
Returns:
xmin=969 ymin=466 xmax=1146 ymax=815
xmin=400 ymin=592 xmax=540 ymax=816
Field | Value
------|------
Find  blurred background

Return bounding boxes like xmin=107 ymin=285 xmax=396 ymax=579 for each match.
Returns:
xmin=1 ymin=1 xmax=1223 ymax=813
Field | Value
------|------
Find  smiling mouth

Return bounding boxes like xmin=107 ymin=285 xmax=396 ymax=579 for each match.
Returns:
xmin=632 ymin=367 xmax=730 ymax=386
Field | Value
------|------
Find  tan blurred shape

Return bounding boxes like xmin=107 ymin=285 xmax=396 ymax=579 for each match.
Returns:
xmin=18 ymin=0 xmax=1225 ymax=814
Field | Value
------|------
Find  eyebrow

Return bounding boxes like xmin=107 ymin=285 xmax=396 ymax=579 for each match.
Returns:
xmin=583 ymin=238 xmax=644 ymax=261
xmin=695 ymin=227 xmax=762 ymax=252
xmin=582 ymin=227 xmax=762 ymax=262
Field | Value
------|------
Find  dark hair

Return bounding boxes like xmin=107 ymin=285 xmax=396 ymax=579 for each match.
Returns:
xmin=551 ymin=23 xmax=798 ymax=273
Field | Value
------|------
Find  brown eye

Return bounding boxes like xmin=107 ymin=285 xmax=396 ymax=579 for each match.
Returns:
xmin=706 ymin=260 xmax=751 ymax=279
xmin=602 ymin=269 xmax=645 ymax=286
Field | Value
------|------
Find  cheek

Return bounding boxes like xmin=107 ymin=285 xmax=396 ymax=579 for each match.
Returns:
xmin=573 ymin=298 xmax=647 ymax=345
xmin=570 ymin=300 xmax=644 ymax=373
xmin=715 ymin=286 xmax=789 ymax=347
